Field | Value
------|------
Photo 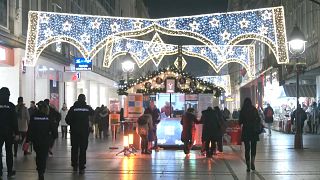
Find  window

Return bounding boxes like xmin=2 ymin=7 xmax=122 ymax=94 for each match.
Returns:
xmin=22 ymin=0 xmax=30 ymax=36
xmin=0 ymin=0 xmax=8 ymax=28
xmin=41 ymin=0 xmax=48 ymax=11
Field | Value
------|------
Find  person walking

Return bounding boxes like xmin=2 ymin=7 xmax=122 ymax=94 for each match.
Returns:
xmin=60 ymin=103 xmax=68 ymax=139
xmin=180 ymin=108 xmax=198 ymax=155
xmin=14 ymin=97 xmax=30 ymax=156
xmin=0 ymin=87 xmax=18 ymax=178
xmin=144 ymin=100 xmax=160 ymax=151
xmin=239 ymin=98 xmax=261 ymax=172
xmin=201 ymin=107 xmax=221 ymax=158
xmin=215 ymin=106 xmax=225 ymax=154
xmin=310 ymin=102 xmax=319 ymax=134
xmin=66 ymin=94 xmax=94 ymax=174
xmin=28 ymin=101 xmax=37 ymax=119
xmin=26 ymin=101 xmax=58 ymax=180
xmin=263 ymin=103 xmax=274 ymax=136
xmin=137 ymin=113 xmax=153 ymax=154
xmin=44 ymin=99 xmax=61 ymax=156
xmin=291 ymin=104 xmax=307 ymax=133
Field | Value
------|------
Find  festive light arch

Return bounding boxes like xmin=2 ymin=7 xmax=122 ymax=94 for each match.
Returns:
xmin=198 ymin=75 xmax=231 ymax=96
xmin=103 ymin=36 xmax=255 ymax=77
xmin=25 ymin=6 xmax=288 ymax=66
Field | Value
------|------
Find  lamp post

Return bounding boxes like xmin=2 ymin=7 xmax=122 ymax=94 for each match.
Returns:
xmin=121 ymin=58 xmax=135 ymax=83
xmin=288 ymin=25 xmax=306 ymax=149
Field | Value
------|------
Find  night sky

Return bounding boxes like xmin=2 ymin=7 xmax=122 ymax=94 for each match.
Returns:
xmin=144 ymin=0 xmax=229 ymax=76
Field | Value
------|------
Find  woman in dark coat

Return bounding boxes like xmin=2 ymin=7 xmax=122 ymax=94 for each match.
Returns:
xmin=180 ymin=108 xmax=198 ymax=155
xmin=201 ymin=107 xmax=222 ymax=157
xmin=239 ymin=98 xmax=260 ymax=172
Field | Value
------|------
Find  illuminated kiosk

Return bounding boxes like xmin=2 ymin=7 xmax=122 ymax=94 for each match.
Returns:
xmin=118 ymin=66 xmax=223 ymax=147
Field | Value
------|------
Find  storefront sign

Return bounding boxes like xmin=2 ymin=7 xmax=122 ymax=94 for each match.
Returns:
xmin=166 ymin=78 xmax=175 ymax=93
xmin=0 ymin=45 xmax=14 ymax=66
xmin=74 ymin=57 xmax=92 ymax=71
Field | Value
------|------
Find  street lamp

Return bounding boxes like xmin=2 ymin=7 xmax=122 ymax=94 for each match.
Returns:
xmin=288 ymin=25 xmax=306 ymax=149
xmin=121 ymin=55 xmax=135 ymax=83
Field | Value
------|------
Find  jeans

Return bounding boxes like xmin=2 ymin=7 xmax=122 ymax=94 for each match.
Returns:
xmin=0 ymin=134 xmax=14 ymax=173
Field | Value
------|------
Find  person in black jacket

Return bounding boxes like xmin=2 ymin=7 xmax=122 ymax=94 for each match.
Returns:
xmin=239 ymin=98 xmax=261 ymax=172
xmin=66 ymin=94 xmax=94 ymax=174
xmin=26 ymin=101 xmax=57 ymax=180
xmin=44 ymin=99 xmax=61 ymax=156
xmin=0 ymin=87 xmax=18 ymax=178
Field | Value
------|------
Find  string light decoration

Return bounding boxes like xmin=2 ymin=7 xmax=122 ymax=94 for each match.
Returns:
xmin=117 ymin=66 xmax=225 ymax=97
xmin=103 ymin=36 xmax=255 ymax=77
xmin=25 ymin=6 xmax=288 ymax=66
xmin=174 ymin=56 xmax=187 ymax=70
xmin=198 ymin=75 xmax=231 ymax=96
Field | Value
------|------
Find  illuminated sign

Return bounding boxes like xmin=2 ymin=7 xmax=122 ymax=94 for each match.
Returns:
xmin=166 ymin=78 xmax=175 ymax=93
xmin=0 ymin=47 xmax=5 ymax=61
xmin=74 ymin=57 xmax=92 ymax=71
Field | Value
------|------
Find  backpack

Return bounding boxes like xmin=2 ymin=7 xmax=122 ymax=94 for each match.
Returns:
xmin=266 ymin=108 xmax=273 ymax=118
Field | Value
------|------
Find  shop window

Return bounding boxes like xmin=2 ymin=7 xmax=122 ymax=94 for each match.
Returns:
xmin=0 ymin=0 xmax=8 ymax=29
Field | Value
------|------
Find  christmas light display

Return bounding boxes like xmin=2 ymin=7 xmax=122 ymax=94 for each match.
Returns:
xmin=198 ymin=75 xmax=231 ymax=96
xmin=117 ymin=66 xmax=224 ymax=96
xmin=104 ymin=36 xmax=255 ymax=77
xmin=25 ymin=6 xmax=288 ymax=66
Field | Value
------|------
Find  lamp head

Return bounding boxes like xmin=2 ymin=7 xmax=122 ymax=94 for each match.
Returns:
xmin=288 ymin=25 xmax=306 ymax=55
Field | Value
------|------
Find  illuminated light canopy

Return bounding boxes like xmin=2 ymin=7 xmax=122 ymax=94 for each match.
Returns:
xmin=25 ymin=6 xmax=288 ymax=66
xmin=174 ymin=56 xmax=187 ymax=70
xmin=104 ymin=37 xmax=255 ymax=77
xmin=198 ymin=75 xmax=231 ymax=96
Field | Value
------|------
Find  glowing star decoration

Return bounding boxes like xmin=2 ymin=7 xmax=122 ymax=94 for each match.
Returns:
xmin=189 ymin=21 xmax=200 ymax=31
xmin=39 ymin=14 xmax=50 ymax=24
xmin=147 ymin=33 xmax=168 ymax=66
xmin=262 ymin=10 xmax=273 ymax=20
xmin=91 ymin=19 xmax=101 ymax=29
xmin=44 ymin=28 xmax=53 ymax=38
xmin=110 ymin=22 xmax=120 ymax=33
xmin=258 ymin=25 xmax=268 ymax=35
xmin=167 ymin=19 xmax=176 ymax=29
xmin=209 ymin=18 xmax=220 ymax=28
xmin=62 ymin=21 xmax=72 ymax=31
xmin=133 ymin=20 xmax=143 ymax=29
xmin=239 ymin=18 xmax=249 ymax=29
xmin=174 ymin=56 xmax=187 ymax=70
xmin=80 ymin=33 xmax=90 ymax=44
xmin=198 ymin=75 xmax=231 ymax=95
xmin=25 ymin=6 xmax=289 ymax=66
xmin=220 ymin=30 xmax=231 ymax=41
xmin=200 ymin=49 xmax=207 ymax=55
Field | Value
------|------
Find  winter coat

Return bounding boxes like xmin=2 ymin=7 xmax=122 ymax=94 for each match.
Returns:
xmin=26 ymin=110 xmax=57 ymax=144
xmin=0 ymin=98 xmax=18 ymax=136
xmin=137 ymin=114 xmax=153 ymax=136
xmin=66 ymin=101 xmax=94 ymax=134
xmin=239 ymin=106 xmax=260 ymax=142
xmin=180 ymin=112 xmax=198 ymax=143
xmin=144 ymin=107 xmax=160 ymax=126
xmin=16 ymin=104 xmax=30 ymax=132
xmin=60 ymin=109 xmax=68 ymax=126
xmin=201 ymin=108 xmax=222 ymax=141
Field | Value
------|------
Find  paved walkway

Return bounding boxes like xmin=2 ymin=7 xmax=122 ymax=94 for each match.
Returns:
xmin=1 ymin=130 xmax=320 ymax=180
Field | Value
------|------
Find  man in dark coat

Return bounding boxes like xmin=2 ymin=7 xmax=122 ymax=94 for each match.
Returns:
xmin=0 ymin=87 xmax=18 ymax=178
xmin=200 ymin=106 xmax=222 ymax=157
xmin=26 ymin=101 xmax=57 ymax=180
xmin=180 ymin=108 xmax=198 ymax=155
xmin=263 ymin=103 xmax=274 ymax=136
xmin=66 ymin=94 xmax=94 ymax=174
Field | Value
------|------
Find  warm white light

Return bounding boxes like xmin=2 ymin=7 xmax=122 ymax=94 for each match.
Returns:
xmin=288 ymin=40 xmax=306 ymax=55
xmin=123 ymin=135 xmax=129 ymax=147
xmin=128 ymin=134 xmax=133 ymax=145
xmin=122 ymin=61 xmax=135 ymax=73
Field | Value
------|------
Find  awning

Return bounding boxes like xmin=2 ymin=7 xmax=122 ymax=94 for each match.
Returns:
xmin=283 ymin=84 xmax=316 ymax=97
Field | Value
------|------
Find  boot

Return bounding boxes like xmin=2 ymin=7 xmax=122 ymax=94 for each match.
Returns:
xmin=246 ymin=160 xmax=250 ymax=172
xmin=251 ymin=156 xmax=255 ymax=170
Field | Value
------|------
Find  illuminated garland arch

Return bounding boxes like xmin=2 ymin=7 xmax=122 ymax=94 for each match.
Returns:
xmin=25 ymin=6 xmax=288 ymax=66
xmin=118 ymin=66 xmax=225 ymax=96
xmin=198 ymin=75 xmax=231 ymax=96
